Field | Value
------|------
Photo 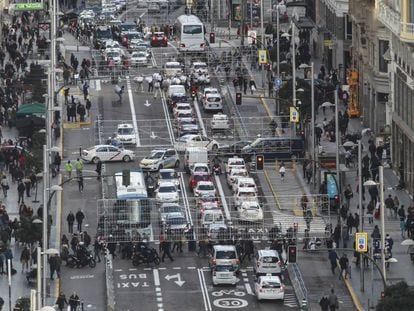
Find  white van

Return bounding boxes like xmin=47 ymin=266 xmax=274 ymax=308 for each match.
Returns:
xmin=209 ymin=245 xmax=240 ymax=270
xmin=164 ymin=61 xmax=183 ymax=77
xmin=184 ymin=147 xmax=208 ymax=173
xmin=167 ymin=84 xmax=186 ymax=98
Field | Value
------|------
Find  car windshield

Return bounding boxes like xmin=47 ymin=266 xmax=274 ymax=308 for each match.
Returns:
xmin=240 ymin=192 xmax=256 ymax=197
xmin=216 ymin=250 xmax=236 ymax=259
xmin=160 ymin=171 xmax=176 ymax=179
xmin=194 ymin=166 xmax=208 ymax=173
xmin=159 ymin=186 xmax=176 ymax=193
xmin=205 ymin=213 xmax=223 ymax=222
xmin=106 ymin=52 xmax=120 ymax=58
xmin=126 ymin=33 xmax=140 ymax=39
xmin=179 ymin=118 xmax=196 ymax=125
xmin=230 ymin=159 xmax=245 ymax=166
xmin=183 ymin=25 xmax=202 ymax=34
xmin=194 ymin=175 xmax=209 ymax=181
xmin=178 ymin=112 xmax=192 ymax=118
xmin=240 ymin=182 xmax=254 ymax=188
xmin=148 ymin=151 xmax=164 ymax=159
xmin=263 ymin=256 xmax=279 ymax=263
xmin=215 ymin=265 xmax=234 ymax=272
xmin=161 ymin=205 xmax=181 ymax=213
xmin=166 ymin=63 xmax=181 ymax=69
xmin=207 ymin=97 xmax=221 ymax=102
xmin=198 ymin=184 xmax=214 ymax=191
xmin=118 ymin=128 xmax=133 ymax=135
xmin=232 ymin=171 xmax=247 ymax=177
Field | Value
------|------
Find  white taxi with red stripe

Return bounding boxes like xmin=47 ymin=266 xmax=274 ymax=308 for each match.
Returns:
xmin=81 ymin=144 xmax=135 ymax=163
xmin=254 ymin=275 xmax=285 ymax=301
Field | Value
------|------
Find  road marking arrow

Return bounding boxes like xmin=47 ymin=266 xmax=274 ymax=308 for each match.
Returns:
xmin=164 ymin=273 xmax=185 ymax=287
xmin=150 ymin=131 xmax=157 ymax=139
xmin=144 ymin=100 xmax=151 ymax=107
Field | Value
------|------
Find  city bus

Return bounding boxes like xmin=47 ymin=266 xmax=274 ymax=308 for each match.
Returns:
xmin=174 ymin=14 xmax=206 ymax=52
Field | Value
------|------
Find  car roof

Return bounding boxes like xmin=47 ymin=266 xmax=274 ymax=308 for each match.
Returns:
xmin=258 ymin=249 xmax=279 ymax=256
xmin=193 ymin=62 xmax=207 ymax=66
xmin=159 ymin=168 xmax=175 ymax=173
xmin=237 ymin=187 xmax=257 ymax=193
xmin=158 ymin=181 xmax=176 ymax=187
xmin=160 ymin=203 xmax=181 ymax=208
xmin=213 ymin=245 xmax=236 ymax=251
xmin=237 ymin=177 xmax=255 ymax=183
xmin=206 ymin=93 xmax=221 ymax=98
xmin=117 ymin=123 xmax=133 ymax=129
xmin=204 ymin=87 xmax=218 ymax=92
xmin=166 ymin=212 xmax=185 ymax=218
xmin=259 ymin=275 xmax=281 ymax=282
xmin=94 ymin=144 xmax=118 ymax=148
xmin=197 ymin=181 xmax=214 ymax=186
xmin=192 ymin=171 xmax=209 ymax=176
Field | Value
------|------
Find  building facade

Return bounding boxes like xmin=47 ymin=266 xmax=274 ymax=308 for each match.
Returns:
xmin=377 ymin=0 xmax=414 ymax=195
xmin=349 ymin=0 xmax=390 ymax=134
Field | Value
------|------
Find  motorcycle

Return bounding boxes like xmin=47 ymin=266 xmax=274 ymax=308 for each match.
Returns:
xmin=67 ymin=253 xmax=96 ymax=268
xmin=132 ymin=247 xmax=160 ymax=266
xmin=213 ymin=163 xmax=222 ymax=175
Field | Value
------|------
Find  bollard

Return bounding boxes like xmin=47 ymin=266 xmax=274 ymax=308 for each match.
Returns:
xmin=300 ymin=298 xmax=308 ymax=311
xmin=79 ymin=146 xmax=82 ymax=157
xmin=292 ymin=158 xmax=297 ymax=171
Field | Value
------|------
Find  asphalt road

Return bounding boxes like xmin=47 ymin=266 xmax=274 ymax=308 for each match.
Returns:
xmin=59 ymin=5 xmax=300 ymax=310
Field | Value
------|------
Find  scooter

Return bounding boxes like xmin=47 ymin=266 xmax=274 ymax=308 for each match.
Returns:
xmin=213 ymin=163 xmax=222 ymax=175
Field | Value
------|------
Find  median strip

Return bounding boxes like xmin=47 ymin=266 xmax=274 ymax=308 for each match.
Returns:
xmin=263 ymin=167 xmax=281 ymax=210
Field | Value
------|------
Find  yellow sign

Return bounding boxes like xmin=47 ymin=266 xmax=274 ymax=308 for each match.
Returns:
xmin=289 ymin=106 xmax=299 ymax=123
xmin=355 ymin=232 xmax=368 ymax=253
xmin=258 ymin=49 xmax=267 ymax=64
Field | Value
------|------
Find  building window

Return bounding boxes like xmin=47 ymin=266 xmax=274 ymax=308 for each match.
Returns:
xmin=378 ymin=40 xmax=389 ymax=73
xmin=409 ymin=1 xmax=414 ymax=23
xmin=344 ymin=14 xmax=352 ymax=40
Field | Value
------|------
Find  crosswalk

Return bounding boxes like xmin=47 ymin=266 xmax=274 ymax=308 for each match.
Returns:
xmin=283 ymin=292 xmax=299 ymax=307
xmin=273 ymin=211 xmax=327 ymax=235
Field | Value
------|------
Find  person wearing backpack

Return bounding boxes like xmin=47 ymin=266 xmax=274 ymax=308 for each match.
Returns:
xmin=319 ymin=294 xmax=329 ymax=311
xmin=328 ymin=288 xmax=339 ymax=310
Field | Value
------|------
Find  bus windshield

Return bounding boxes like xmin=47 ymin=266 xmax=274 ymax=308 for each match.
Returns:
xmin=183 ymin=25 xmax=202 ymax=34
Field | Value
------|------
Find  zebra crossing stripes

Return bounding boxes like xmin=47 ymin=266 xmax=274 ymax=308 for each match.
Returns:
xmin=283 ymin=293 xmax=299 ymax=307
xmin=273 ymin=212 xmax=327 ymax=234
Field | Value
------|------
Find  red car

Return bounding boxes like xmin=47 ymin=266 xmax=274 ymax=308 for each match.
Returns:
xmin=189 ymin=172 xmax=211 ymax=192
xmin=150 ymin=32 xmax=168 ymax=47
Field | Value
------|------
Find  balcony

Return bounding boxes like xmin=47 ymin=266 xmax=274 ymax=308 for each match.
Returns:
xmin=377 ymin=1 xmax=414 ymax=42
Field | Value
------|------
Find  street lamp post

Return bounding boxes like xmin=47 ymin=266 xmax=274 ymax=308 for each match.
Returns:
xmin=357 ymin=139 xmax=364 ymax=292
xmin=291 ymin=20 xmax=297 ymax=138
xmin=334 ymin=90 xmax=341 ymax=205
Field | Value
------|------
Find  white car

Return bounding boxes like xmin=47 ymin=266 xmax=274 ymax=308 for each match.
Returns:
xmin=190 ymin=162 xmax=210 ymax=175
xmin=194 ymin=181 xmax=216 ymax=197
xmin=255 ymin=275 xmax=285 ymax=301
xmin=234 ymin=187 xmax=259 ymax=209
xmin=139 ymin=148 xmax=180 ymax=171
xmin=210 ymin=113 xmax=230 ymax=130
xmin=232 ymin=177 xmax=256 ymax=194
xmin=200 ymin=87 xmax=219 ymax=99
xmin=155 ymin=181 xmax=180 ymax=205
xmin=104 ymin=48 xmax=123 ymax=65
xmin=226 ymin=168 xmax=248 ymax=186
xmin=81 ymin=145 xmax=135 ymax=163
xmin=191 ymin=62 xmax=209 ymax=74
xmin=158 ymin=168 xmax=180 ymax=189
xmin=116 ymin=123 xmax=136 ymax=145
xmin=175 ymin=134 xmax=220 ymax=152
xmin=103 ymin=40 xmax=121 ymax=49
xmin=239 ymin=201 xmax=263 ymax=222
xmin=173 ymin=103 xmax=192 ymax=116
xmin=212 ymin=264 xmax=238 ymax=286
xmin=130 ymin=51 xmax=148 ymax=66
xmin=203 ymin=93 xmax=223 ymax=112
xmin=225 ymin=157 xmax=246 ymax=174
xmin=164 ymin=212 xmax=187 ymax=230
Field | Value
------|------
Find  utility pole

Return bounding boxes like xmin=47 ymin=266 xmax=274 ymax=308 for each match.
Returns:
xmin=358 ymin=140 xmax=364 ymax=292
xmin=241 ymin=0 xmax=246 ymax=46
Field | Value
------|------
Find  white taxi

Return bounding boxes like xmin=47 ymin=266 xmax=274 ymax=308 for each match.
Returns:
xmin=254 ymin=275 xmax=285 ymax=301
xmin=175 ymin=134 xmax=220 ymax=152
xmin=212 ymin=264 xmax=238 ymax=286
xmin=155 ymin=181 xmax=180 ymax=205
xmin=81 ymin=145 xmax=135 ymax=163
xmin=239 ymin=201 xmax=263 ymax=222
xmin=116 ymin=123 xmax=136 ymax=145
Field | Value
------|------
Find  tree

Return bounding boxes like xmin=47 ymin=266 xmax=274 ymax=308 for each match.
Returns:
xmin=16 ymin=216 xmax=42 ymax=245
xmin=24 ymin=131 xmax=45 ymax=174
xmin=376 ymin=281 xmax=414 ymax=311
xmin=23 ymin=64 xmax=46 ymax=103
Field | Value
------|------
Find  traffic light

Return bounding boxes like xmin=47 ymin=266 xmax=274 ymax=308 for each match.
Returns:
xmin=209 ymin=32 xmax=215 ymax=44
xmin=288 ymin=245 xmax=297 ymax=263
xmin=256 ymin=155 xmax=264 ymax=170
xmin=122 ymin=170 xmax=130 ymax=187
xmin=236 ymin=92 xmax=242 ymax=105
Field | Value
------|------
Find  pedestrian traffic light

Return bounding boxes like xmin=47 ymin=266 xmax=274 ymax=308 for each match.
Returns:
xmin=236 ymin=92 xmax=242 ymax=105
xmin=256 ymin=155 xmax=264 ymax=170
xmin=210 ymin=32 xmax=215 ymax=44
xmin=288 ymin=245 xmax=297 ymax=263
xmin=122 ymin=170 xmax=130 ymax=187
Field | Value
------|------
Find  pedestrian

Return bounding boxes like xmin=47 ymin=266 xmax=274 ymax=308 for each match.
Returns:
xmin=49 ymin=254 xmax=61 ymax=280
xmin=385 ymin=194 xmax=395 ymax=217
xmin=93 ymin=237 xmax=102 ymax=262
xmin=85 ymin=98 xmax=91 ymax=117
xmin=371 ymin=225 xmax=381 ymax=240
xmin=400 ymin=218 xmax=406 ymax=238
xmin=241 ymin=239 xmax=254 ymax=262
xmin=279 ymin=163 xmax=286 ymax=182
xmin=343 ymin=184 xmax=353 ymax=208
xmin=74 ymin=158 xmax=84 ymax=177
xmin=136 ymin=75 xmax=144 ymax=92
xmin=65 ymin=161 xmax=73 ymax=179
xmin=328 ymin=249 xmax=339 ymax=274
xmin=346 ymin=213 xmax=354 ymax=234
xmin=1 ymin=176 xmax=9 ymax=198
xmin=161 ymin=239 xmax=174 ymax=262
xmin=20 ymin=245 xmax=30 ymax=273
xmin=55 ymin=292 xmax=68 ymax=311
xmin=328 ymin=288 xmax=339 ymax=311
xmin=0 ymin=297 xmax=4 ymax=311
xmin=77 ymin=175 xmax=84 ymax=192
xmin=249 ymin=78 xmax=256 ymax=95
xmin=95 ymin=159 xmax=102 ymax=180
xmin=319 ymin=294 xmax=330 ymax=311
xmin=68 ymin=292 xmax=80 ymax=311
xmin=54 ymin=152 xmax=62 ymax=173
xmin=153 ymin=79 xmax=161 ymax=99
xmin=23 ymin=176 xmax=31 ymax=197
xmin=67 ymin=211 xmax=75 ymax=234
xmin=83 ymin=231 xmax=91 ymax=248
xmin=354 ymin=213 xmax=360 ymax=232
xmin=75 ymin=209 xmax=85 ymax=232
xmin=171 ymin=231 xmax=183 ymax=253
xmin=115 ymin=85 xmax=125 ymax=103
xmin=398 ymin=204 xmax=405 ymax=221
xmin=17 ymin=179 xmax=25 ymax=203
xmin=82 ymin=81 xmax=89 ymax=100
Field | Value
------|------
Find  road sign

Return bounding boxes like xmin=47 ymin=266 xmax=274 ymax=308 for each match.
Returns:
xmin=10 ymin=3 xmax=44 ymax=10
xmin=258 ymin=49 xmax=267 ymax=64
xmin=247 ymin=30 xmax=257 ymax=44
xmin=289 ymin=106 xmax=299 ymax=123
xmin=355 ymin=232 xmax=368 ymax=253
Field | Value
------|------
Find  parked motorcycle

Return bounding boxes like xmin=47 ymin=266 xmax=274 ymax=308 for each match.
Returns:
xmin=132 ymin=247 xmax=160 ymax=266
xmin=67 ymin=253 xmax=96 ymax=268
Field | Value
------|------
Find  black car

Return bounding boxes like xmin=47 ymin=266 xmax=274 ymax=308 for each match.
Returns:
xmin=217 ymin=140 xmax=252 ymax=157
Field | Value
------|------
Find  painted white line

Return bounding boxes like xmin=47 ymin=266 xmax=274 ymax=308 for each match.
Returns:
xmin=153 ymin=269 xmax=160 ymax=286
xmin=242 ymin=273 xmax=247 ymax=277
xmin=95 ymin=79 xmax=101 ymax=91
xmin=243 ymin=278 xmax=249 ymax=282
xmin=199 ymin=268 xmax=212 ymax=311
xmin=214 ymin=175 xmax=231 ymax=221
xmin=172 ymin=267 xmax=181 ymax=270
xmin=143 ymin=268 xmax=152 ymax=271
xmin=193 ymin=98 xmax=207 ymax=136
xmin=156 ymin=292 xmax=162 ymax=296
xmin=157 ymin=297 xmax=163 ymax=302
xmin=126 ymin=76 xmax=141 ymax=147
xmin=155 ymin=287 xmax=161 ymax=292
xmin=187 ymin=267 xmax=196 ymax=270
xmin=114 ymin=269 xmax=122 ymax=272
xmin=157 ymin=303 xmax=163 ymax=308
xmin=245 ymin=283 xmax=253 ymax=295
xmin=139 ymin=12 xmax=146 ymax=18
xmin=179 ymin=172 xmax=193 ymax=227
xmin=160 ymin=92 xmax=174 ymax=144
xmin=129 ymin=268 xmax=137 ymax=271
xmin=158 ymin=267 xmax=166 ymax=270
xmin=197 ymin=269 xmax=208 ymax=311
